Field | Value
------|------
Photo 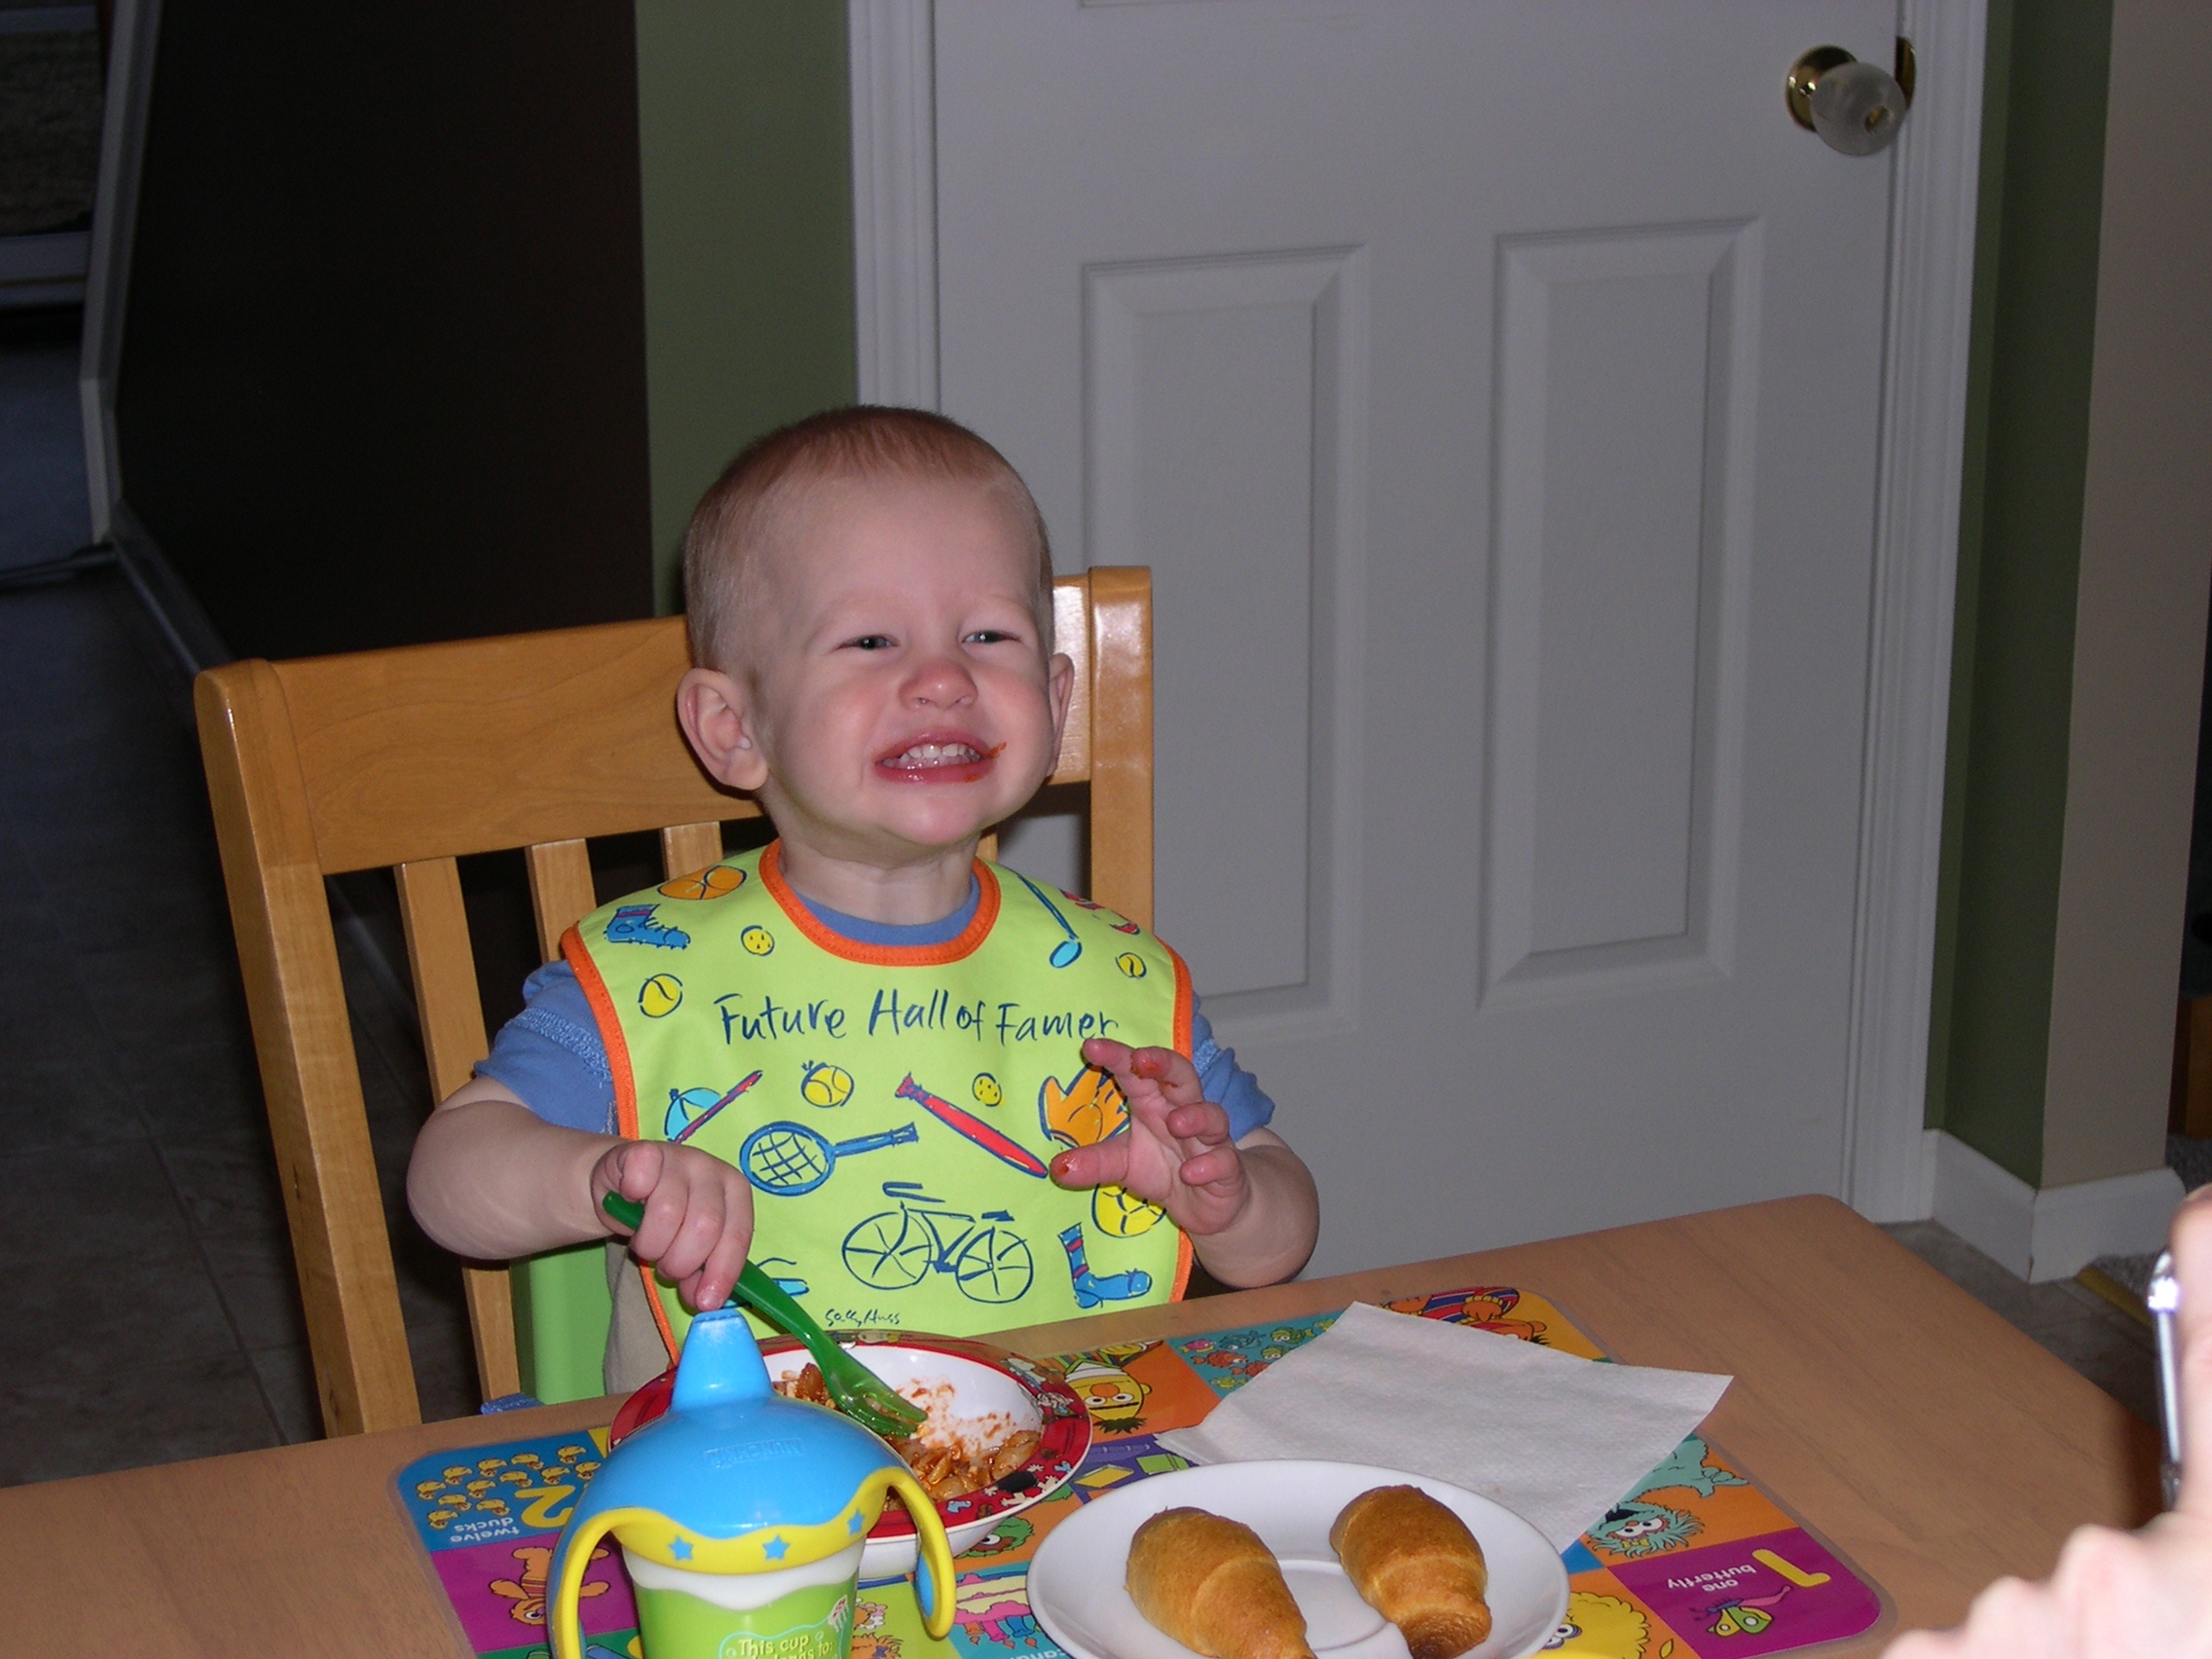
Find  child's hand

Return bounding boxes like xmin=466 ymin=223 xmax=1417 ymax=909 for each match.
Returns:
xmin=593 ymin=1140 xmax=755 ymax=1313
xmin=1049 ymin=1038 xmax=1251 ymax=1237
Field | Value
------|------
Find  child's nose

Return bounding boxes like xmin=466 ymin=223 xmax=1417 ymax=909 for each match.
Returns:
xmin=903 ymin=650 xmax=977 ymax=707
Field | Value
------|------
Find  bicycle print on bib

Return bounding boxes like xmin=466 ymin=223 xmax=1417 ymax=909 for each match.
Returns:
xmin=568 ymin=842 xmax=1195 ymax=1355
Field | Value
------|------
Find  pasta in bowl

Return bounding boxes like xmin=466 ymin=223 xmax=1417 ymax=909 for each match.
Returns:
xmin=610 ymin=1330 xmax=1092 ymax=1581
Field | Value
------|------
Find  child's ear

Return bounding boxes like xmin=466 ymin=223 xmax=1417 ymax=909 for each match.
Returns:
xmin=1043 ymin=650 xmax=1076 ymax=770
xmin=677 ymin=667 xmax=769 ymax=792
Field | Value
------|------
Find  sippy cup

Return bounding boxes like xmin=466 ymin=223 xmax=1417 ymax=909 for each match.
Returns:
xmin=549 ymin=1306 xmax=955 ymax=1659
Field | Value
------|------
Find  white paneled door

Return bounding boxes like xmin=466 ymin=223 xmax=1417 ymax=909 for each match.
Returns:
xmin=857 ymin=1 xmax=1970 ymax=1272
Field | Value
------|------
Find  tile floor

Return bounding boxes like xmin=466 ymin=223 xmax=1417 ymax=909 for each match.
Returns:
xmin=0 ymin=309 xmax=2164 ymax=1489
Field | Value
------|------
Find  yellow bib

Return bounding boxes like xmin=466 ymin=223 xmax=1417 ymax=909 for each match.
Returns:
xmin=568 ymin=841 xmax=1192 ymax=1359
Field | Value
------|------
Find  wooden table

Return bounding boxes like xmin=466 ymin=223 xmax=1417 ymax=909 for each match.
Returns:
xmin=0 ymin=1197 xmax=2157 ymax=1656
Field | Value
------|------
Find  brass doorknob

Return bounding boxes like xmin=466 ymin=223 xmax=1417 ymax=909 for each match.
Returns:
xmin=1787 ymin=41 xmax=1914 ymax=157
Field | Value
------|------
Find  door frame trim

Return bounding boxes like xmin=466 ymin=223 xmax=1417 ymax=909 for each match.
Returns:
xmin=1842 ymin=0 xmax=1986 ymax=1222
xmin=849 ymin=0 xmax=1987 ymax=1226
xmin=848 ymin=0 xmax=940 ymax=410
xmin=80 ymin=0 xmax=164 ymax=540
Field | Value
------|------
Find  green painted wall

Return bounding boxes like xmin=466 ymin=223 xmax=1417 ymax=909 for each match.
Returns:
xmin=1926 ymin=0 xmax=2114 ymax=1186
xmin=633 ymin=2 xmax=858 ymax=613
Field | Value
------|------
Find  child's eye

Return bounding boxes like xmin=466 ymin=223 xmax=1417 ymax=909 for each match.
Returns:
xmin=844 ymin=635 xmax=895 ymax=651
xmin=964 ymin=629 xmax=1020 ymax=645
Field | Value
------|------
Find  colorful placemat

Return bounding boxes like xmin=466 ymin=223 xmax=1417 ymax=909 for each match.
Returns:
xmin=394 ymin=1286 xmax=1890 ymax=1659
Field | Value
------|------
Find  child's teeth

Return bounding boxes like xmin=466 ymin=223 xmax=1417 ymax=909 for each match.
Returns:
xmin=895 ymin=743 xmax=979 ymax=767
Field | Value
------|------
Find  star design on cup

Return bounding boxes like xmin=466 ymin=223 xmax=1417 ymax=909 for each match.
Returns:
xmin=670 ymin=1536 xmax=692 ymax=1562
xmin=762 ymin=1533 xmax=788 ymax=1561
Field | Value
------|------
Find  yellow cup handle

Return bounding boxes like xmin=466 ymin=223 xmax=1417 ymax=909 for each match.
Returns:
xmin=549 ymin=1513 xmax=621 ymax=1659
xmin=887 ymin=1469 xmax=958 ymax=1640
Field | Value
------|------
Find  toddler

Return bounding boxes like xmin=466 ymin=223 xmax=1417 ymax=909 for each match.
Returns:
xmin=408 ymin=407 xmax=1318 ymax=1388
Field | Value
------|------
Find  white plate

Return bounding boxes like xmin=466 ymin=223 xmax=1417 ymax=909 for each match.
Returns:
xmin=1026 ymin=1460 xmax=1568 ymax=1659
xmin=758 ymin=1336 xmax=1089 ymax=1583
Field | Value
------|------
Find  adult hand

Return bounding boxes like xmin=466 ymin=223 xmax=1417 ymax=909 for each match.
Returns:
xmin=1884 ymin=1185 xmax=2212 ymax=1658
xmin=1048 ymin=1038 xmax=1252 ymax=1237
xmin=593 ymin=1139 xmax=756 ymax=1314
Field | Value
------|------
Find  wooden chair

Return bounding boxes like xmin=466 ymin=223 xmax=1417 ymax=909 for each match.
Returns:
xmin=195 ymin=569 xmax=1155 ymax=1437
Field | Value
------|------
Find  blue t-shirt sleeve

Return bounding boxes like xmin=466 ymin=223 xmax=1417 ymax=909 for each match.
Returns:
xmin=475 ymin=959 xmax=617 ymax=1134
xmin=1189 ymin=1000 xmax=1275 ymax=1141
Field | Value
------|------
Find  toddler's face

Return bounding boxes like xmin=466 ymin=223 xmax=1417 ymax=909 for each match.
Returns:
xmin=733 ymin=475 xmax=1071 ymax=866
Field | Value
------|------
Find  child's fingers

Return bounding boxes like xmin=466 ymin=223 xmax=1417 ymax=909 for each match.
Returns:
xmin=632 ymin=1207 xmax=682 ymax=1265
xmin=1081 ymin=1037 xmax=1134 ymax=1074
xmin=691 ymin=1209 xmax=754 ymax=1313
xmin=1163 ymin=1100 xmax=1232 ymax=1149
xmin=590 ymin=1149 xmax=636 ymax=1233
xmin=618 ymin=1149 xmax=706 ymax=1269
xmin=678 ymin=1265 xmax=726 ymax=1314
xmin=1081 ymin=1038 xmax=1204 ymax=1105
xmin=1051 ymin=1136 xmax=1133 ymax=1192
xmin=656 ymin=1182 xmax=735 ymax=1286
xmin=606 ymin=1142 xmax=681 ymax=1252
xmin=688 ymin=1163 xmax=755 ymax=1311
xmin=595 ymin=1140 xmax=665 ymax=1224
xmin=624 ymin=1141 xmax=669 ymax=1200
xmin=623 ymin=1152 xmax=694 ymax=1263
xmin=598 ymin=1145 xmax=755 ymax=1309
xmin=1108 ymin=1044 xmax=1203 ymax=1108
xmin=654 ymin=1223 xmax=718 ymax=1297
xmin=1124 ymin=1088 xmax=1226 ymax=1162
xmin=1176 ymin=1144 xmax=1243 ymax=1193
xmin=1128 ymin=1045 xmax=1204 ymax=1102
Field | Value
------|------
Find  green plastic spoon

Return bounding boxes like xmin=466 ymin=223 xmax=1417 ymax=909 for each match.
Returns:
xmin=600 ymin=1191 xmax=927 ymax=1437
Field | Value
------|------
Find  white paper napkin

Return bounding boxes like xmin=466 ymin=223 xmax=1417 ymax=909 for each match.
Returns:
xmin=1155 ymin=1301 xmax=1730 ymax=1550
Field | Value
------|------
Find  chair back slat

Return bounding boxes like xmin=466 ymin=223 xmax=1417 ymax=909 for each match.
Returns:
xmin=392 ymin=855 xmax=525 ymax=1402
xmin=197 ymin=571 xmax=1152 ymax=1436
xmin=276 ymin=620 xmax=750 ymax=874
xmin=394 ymin=857 xmax=490 ymax=1100
xmin=660 ymin=822 xmax=725 ymax=883
xmin=1086 ymin=569 xmax=1154 ymax=928
xmin=526 ymin=839 xmax=599 ymax=965
xmin=461 ymin=1265 xmax=524 ymax=1402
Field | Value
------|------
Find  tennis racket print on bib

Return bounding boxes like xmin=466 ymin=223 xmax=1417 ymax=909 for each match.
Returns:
xmin=736 ymin=1121 xmax=921 ymax=1196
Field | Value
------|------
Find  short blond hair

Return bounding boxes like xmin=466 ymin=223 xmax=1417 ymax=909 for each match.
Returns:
xmin=682 ymin=406 xmax=1053 ymax=674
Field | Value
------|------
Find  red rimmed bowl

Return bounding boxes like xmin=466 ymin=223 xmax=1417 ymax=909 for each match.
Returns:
xmin=610 ymin=1330 xmax=1091 ymax=1581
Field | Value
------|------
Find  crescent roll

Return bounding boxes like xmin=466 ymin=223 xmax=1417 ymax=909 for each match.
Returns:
xmin=1329 ymin=1486 xmax=1491 ymax=1659
xmin=1126 ymin=1507 xmax=1316 ymax=1659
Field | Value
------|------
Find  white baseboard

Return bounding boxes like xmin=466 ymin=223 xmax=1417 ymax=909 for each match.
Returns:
xmin=1916 ymin=1126 xmax=1940 ymax=1218
xmin=1929 ymin=1128 xmax=2184 ymax=1281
